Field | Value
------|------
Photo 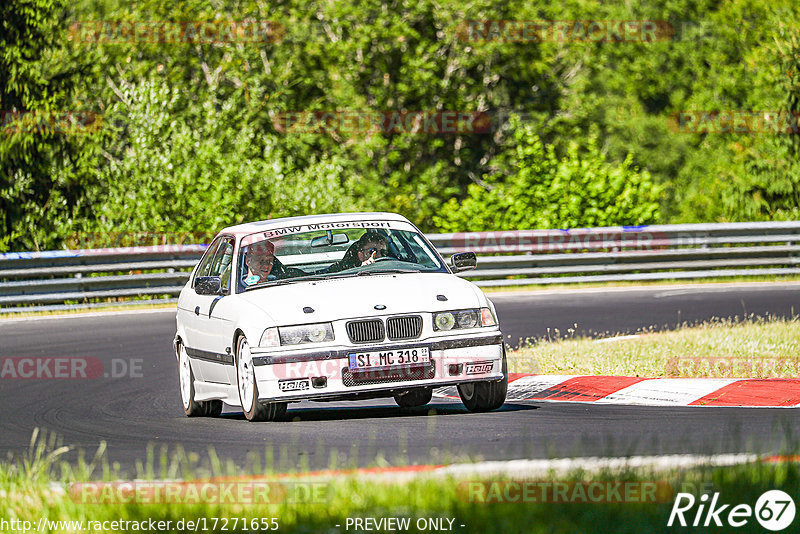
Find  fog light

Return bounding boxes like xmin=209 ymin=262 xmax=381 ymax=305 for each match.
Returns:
xmin=311 ymin=377 xmax=327 ymax=388
xmin=448 ymin=363 xmax=463 ymax=376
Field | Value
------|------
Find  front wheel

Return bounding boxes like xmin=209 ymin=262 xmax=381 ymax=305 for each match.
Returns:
xmin=179 ymin=344 xmax=222 ymax=417
xmin=457 ymin=349 xmax=508 ymax=412
xmin=236 ymin=336 xmax=287 ymax=422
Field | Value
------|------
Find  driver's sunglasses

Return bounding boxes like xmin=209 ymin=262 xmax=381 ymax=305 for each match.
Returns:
xmin=365 ymin=246 xmax=388 ymax=256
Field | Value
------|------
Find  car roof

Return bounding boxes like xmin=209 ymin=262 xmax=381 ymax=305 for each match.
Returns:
xmin=219 ymin=212 xmax=413 ymax=237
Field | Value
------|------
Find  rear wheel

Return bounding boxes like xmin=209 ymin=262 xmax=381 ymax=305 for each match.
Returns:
xmin=236 ymin=336 xmax=287 ymax=422
xmin=457 ymin=348 xmax=508 ymax=412
xmin=394 ymin=387 xmax=433 ymax=408
xmin=179 ymin=344 xmax=221 ymax=417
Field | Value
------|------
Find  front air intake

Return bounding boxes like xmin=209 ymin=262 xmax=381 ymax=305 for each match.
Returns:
xmin=386 ymin=315 xmax=423 ymax=340
xmin=346 ymin=319 xmax=385 ymax=343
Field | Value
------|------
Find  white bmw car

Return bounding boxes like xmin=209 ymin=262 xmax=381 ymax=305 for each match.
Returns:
xmin=174 ymin=212 xmax=507 ymax=421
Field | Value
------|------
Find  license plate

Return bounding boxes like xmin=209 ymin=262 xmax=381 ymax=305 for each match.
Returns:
xmin=348 ymin=347 xmax=430 ymax=370
xmin=465 ymin=361 xmax=494 ymax=375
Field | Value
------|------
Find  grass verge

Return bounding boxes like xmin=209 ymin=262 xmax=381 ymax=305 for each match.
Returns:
xmin=508 ymin=317 xmax=800 ymax=378
xmin=1 ymin=432 xmax=798 ymax=533
xmin=0 ymin=301 xmax=176 ymax=320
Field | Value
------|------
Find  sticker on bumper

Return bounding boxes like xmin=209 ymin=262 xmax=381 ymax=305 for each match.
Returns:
xmin=465 ymin=361 xmax=494 ymax=375
xmin=278 ymin=378 xmax=310 ymax=392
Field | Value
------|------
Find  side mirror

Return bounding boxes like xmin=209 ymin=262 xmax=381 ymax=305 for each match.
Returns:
xmin=195 ymin=276 xmax=223 ymax=295
xmin=450 ymin=252 xmax=477 ymax=273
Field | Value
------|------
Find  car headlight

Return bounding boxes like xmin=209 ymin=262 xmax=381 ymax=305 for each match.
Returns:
xmin=434 ymin=312 xmax=455 ymax=331
xmin=278 ymin=323 xmax=334 ymax=345
xmin=458 ymin=310 xmax=479 ymax=328
xmin=433 ymin=309 xmax=489 ymax=331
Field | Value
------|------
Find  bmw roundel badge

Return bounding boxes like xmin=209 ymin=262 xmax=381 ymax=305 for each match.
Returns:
xmin=374 ymin=304 xmax=387 ymax=310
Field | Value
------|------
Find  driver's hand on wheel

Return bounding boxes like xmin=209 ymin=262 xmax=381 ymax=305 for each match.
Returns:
xmin=361 ymin=250 xmax=377 ymax=266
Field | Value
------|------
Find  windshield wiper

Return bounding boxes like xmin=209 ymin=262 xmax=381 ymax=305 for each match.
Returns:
xmin=243 ymin=272 xmax=354 ymax=290
xmin=356 ymin=268 xmax=420 ymax=275
xmin=244 ymin=269 xmax=419 ymax=290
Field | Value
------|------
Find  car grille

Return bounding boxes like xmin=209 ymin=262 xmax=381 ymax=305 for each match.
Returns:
xmin=346 ymin=319 xmax=385 ymax=343
xmin=342 ymin=363 xmax=436 ymax=387
xmin=386 ymin=315 xmax=423 ymax=340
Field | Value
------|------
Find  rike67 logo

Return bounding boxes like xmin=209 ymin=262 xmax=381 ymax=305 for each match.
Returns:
xmin=668 ymin=490 xmax=796 ymax=531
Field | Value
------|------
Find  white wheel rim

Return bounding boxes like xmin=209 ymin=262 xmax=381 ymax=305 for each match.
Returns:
xmin=179 ymin=347 xmax=191 ymax=409
xmin=462 ymin=383 xmax=475 ymax=400
xmin=238 ymin=339 xmax=255 ymax=411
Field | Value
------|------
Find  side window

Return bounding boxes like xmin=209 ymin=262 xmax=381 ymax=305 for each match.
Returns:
xmin=194 ymin=238 xmax=221 ymax=284
xmin=209 ymin=238 xmax=235 ymax=292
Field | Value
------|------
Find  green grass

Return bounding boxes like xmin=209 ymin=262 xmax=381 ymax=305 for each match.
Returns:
xmin=508 ymin=317 xmax=800 ymax=378
xmin=2 ymin=430 xmax=798 ymax=533
xmin=0 ymin=301 xmax=176 ymax=320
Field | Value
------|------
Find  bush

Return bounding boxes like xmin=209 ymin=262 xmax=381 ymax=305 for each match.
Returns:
xmin=433 ymin=116 xmax=662 ymax=232
xmin=78 ymin=78 xmax=355 ymax=238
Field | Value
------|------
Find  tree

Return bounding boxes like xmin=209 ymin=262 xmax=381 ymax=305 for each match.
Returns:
xmin=0 ymin=0 xmax=101 ymax=250
xmin=433 ymin=116 xmax=662 ymax=231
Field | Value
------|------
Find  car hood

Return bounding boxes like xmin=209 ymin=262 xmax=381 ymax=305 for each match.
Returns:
xmin=236 ymin=272 xmax=485 ymax=325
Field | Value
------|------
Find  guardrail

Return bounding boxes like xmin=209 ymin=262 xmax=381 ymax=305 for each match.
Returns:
xmin=1 ymin=222 xmax=799 ymax=311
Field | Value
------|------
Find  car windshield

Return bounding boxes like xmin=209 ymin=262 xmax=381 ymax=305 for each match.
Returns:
xmin=236 ymin=221 xmax=446 ymax=292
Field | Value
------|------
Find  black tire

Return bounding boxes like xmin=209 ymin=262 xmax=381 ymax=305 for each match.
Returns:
xmin=457 ymin=348 xmax=508 ymax=413
xmin=178 ymin=343 xmax=220 ymax=417
xmin=394 ymin=387 xmax=433 ymax=408
xmin=236 ymin=336 xmax=287 ymax=422
xmin=203 ymin=400 xmax=223 ymax=417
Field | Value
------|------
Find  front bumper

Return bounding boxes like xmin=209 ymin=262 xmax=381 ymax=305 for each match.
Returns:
xmin=250 ymin=332 xmax=504 ymax=402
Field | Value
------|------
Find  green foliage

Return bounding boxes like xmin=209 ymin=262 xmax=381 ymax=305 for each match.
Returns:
xmin=667 ymin=21 xmax=800 ymax=222
xmin=0 ymin=0 xmax=103 ymax=250
xmin=434 ymin=116 xmax=662 ymax=231
xmin=2 ymin=435 xmax=799 ymax=534
xmin=1 ymin=0 xmax=800 ymax=251
xmin=77 ymin=78 xmax=355 ymax=237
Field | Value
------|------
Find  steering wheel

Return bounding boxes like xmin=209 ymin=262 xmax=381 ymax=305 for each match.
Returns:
xmin=372 ymin=256 xmax=395 ymax=263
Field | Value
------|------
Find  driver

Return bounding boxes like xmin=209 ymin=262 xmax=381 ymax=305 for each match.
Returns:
xmin=356 ymin=232 xmax=389 ymax=266
xmin=244 ymin=241 xmax=276 ymax=285
xmin=243 ymin=240 xmax=306 ymax=285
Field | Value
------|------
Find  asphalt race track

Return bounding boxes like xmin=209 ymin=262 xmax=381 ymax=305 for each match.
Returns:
xmin=495 ymin=281 xmax=800 ymax=346
xmin=1 ymin=282 xmax=798 ymax=474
